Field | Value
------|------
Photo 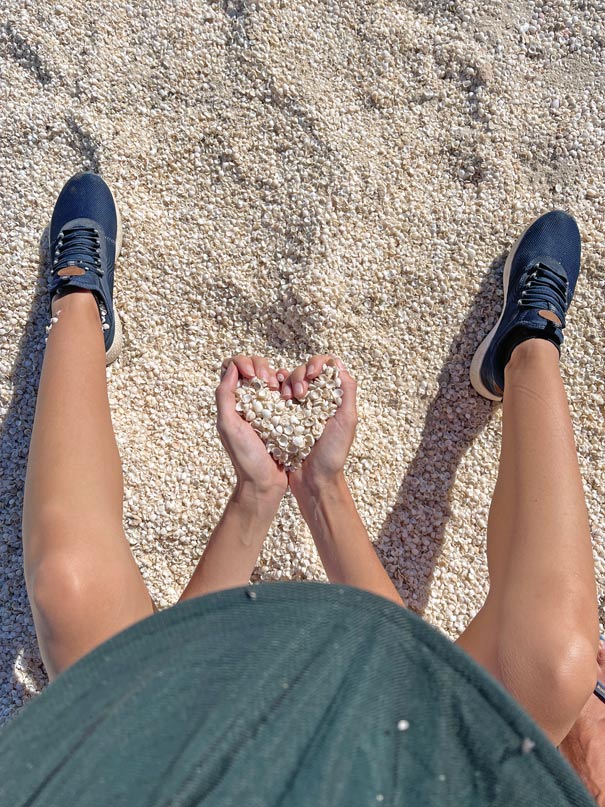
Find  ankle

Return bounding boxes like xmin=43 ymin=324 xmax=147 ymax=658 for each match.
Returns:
xmin=505 ymin=337 xmax=560 ymax=373
xmin=51 ymin=288 xmax=99 ymax=316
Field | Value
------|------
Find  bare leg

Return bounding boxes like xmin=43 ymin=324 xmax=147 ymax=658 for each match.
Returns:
xmin=22 ymin=290 xmax=156 ymax=682
xmin=455 ymin=339 xmax=600 ymax=745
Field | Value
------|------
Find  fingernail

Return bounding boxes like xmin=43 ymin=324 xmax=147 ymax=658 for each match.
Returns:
xmin=277 ymin=372 xmax=285 ymax=382
xmin=294 ymin=382 xmax=304 ymax=397
xmin=307 ymin=364 xmax=316 ymax=375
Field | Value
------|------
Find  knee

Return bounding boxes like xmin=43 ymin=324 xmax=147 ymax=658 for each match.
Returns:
xmin=29 ymin=551 xmax=96 ymax=633
xmin=497 ymin=635 xmax=597 ymax=743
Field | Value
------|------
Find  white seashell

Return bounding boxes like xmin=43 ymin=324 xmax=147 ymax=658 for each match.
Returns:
xmin=232 ymin=365 xmax=342 ymax=469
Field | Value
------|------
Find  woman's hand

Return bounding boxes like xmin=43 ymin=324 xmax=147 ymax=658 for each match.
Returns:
xmin=216 ymin=355 xmax=290 ymax=503
xmin=283 ymin=354 xmax=358 ymax=492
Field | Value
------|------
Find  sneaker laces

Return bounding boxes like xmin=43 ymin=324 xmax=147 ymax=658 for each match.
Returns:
xmin=51 ymin=225 xmax=104 ymax=277
xmin=518 ymin=261 xmax=569 ymax=328
xmin=47 ymin=225 xmax=110 ymax=339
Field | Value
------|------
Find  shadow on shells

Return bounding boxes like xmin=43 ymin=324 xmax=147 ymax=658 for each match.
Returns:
xmin=375 ymin=252 xmax=506 ymax=620
xmin=0 ymin=227 xmax=58 ymax=711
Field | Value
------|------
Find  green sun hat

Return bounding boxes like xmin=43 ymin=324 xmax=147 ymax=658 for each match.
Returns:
xmin=0 ymin=581 xmax=595 ymax=806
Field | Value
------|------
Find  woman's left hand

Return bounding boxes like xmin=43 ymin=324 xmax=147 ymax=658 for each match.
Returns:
xmin=216 ymin=355 xmax=290 ymax=503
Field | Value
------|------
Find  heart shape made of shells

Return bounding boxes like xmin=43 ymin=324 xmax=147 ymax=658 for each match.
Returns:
xmin=234 ymin=363 xmax=343 ymax=471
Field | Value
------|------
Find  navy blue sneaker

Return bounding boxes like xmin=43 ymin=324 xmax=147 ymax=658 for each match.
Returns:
xmin=47 ymin=171 xmax=123 ymax=365
xmin=470 ymin=210 xmax=581 ymax=401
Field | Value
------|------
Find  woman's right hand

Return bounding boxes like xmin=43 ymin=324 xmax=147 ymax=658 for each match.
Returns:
xmin=283 ymin=354 xmax=358 ymax=492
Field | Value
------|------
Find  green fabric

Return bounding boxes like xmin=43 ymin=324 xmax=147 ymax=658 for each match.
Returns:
xmin=0 ymin=581 xmax=595 ymax=806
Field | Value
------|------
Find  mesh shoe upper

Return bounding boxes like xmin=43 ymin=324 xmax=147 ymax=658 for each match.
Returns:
xmin=47 ymin=172 xmax=118 ymax=346
xmin=479 ymin=211 xmax=581 ymax=397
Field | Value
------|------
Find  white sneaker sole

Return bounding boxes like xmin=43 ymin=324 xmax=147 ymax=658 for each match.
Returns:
xmin=469 ymin=214 xmax=544 ymax=402
xmin=47 ymin=182 xmax=124 ymax=367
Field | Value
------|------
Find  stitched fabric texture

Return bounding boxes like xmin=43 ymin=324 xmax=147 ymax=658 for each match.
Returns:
xmin=0 ymin=582 xmax=595 ymax=806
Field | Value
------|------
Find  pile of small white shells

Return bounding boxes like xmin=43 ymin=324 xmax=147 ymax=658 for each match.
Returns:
xmin=235 ymin=364 xmax=342 ymax=470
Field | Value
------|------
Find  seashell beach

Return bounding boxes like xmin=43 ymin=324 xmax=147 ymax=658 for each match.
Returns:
xmin=0 ymin=0 xmax=604 ymax=720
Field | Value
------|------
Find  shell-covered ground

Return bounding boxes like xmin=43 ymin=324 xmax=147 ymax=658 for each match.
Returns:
xmin=1 ymin=0 xmax=604 ymax=721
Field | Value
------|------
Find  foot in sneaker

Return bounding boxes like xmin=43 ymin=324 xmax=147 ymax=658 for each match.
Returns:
xmin=470 ymin=210 xmax=581 ymax=401
xmin=47 ymin=171 xmax=124 ymax=366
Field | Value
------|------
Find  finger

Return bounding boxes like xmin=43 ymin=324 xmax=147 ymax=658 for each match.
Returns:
xmin=276 ymin=367 xmax=289 ymax=385
xmin=251 ymin=355 xmax=276 ymax=388
xmin=334 ymin=366 xmax=357 ymax=423
xmin=281 ymin=372 xmax=293 ymax=399
xmin=215 ymin=361 xmax=240 ymax=422
xmin=266 ymin=366 xmax=280 ymax=390
xmin=305 ymin=354 xmax=332 ymax=380
xmin=281 ymin=367 xmax=301 ymax=400
xmin=230 ymin=354 xmax=255 ymax=379
xmin=289 ymin=363 xmax=309 ymax=399
xmin=220 ymin=357 xmax=234 ymax=379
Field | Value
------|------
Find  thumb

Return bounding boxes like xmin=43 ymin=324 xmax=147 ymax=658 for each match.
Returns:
xmin=216 ymin=361 xmax=239 ymax=420
xmin=332 ymin=364 xmax=357 ymax=422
